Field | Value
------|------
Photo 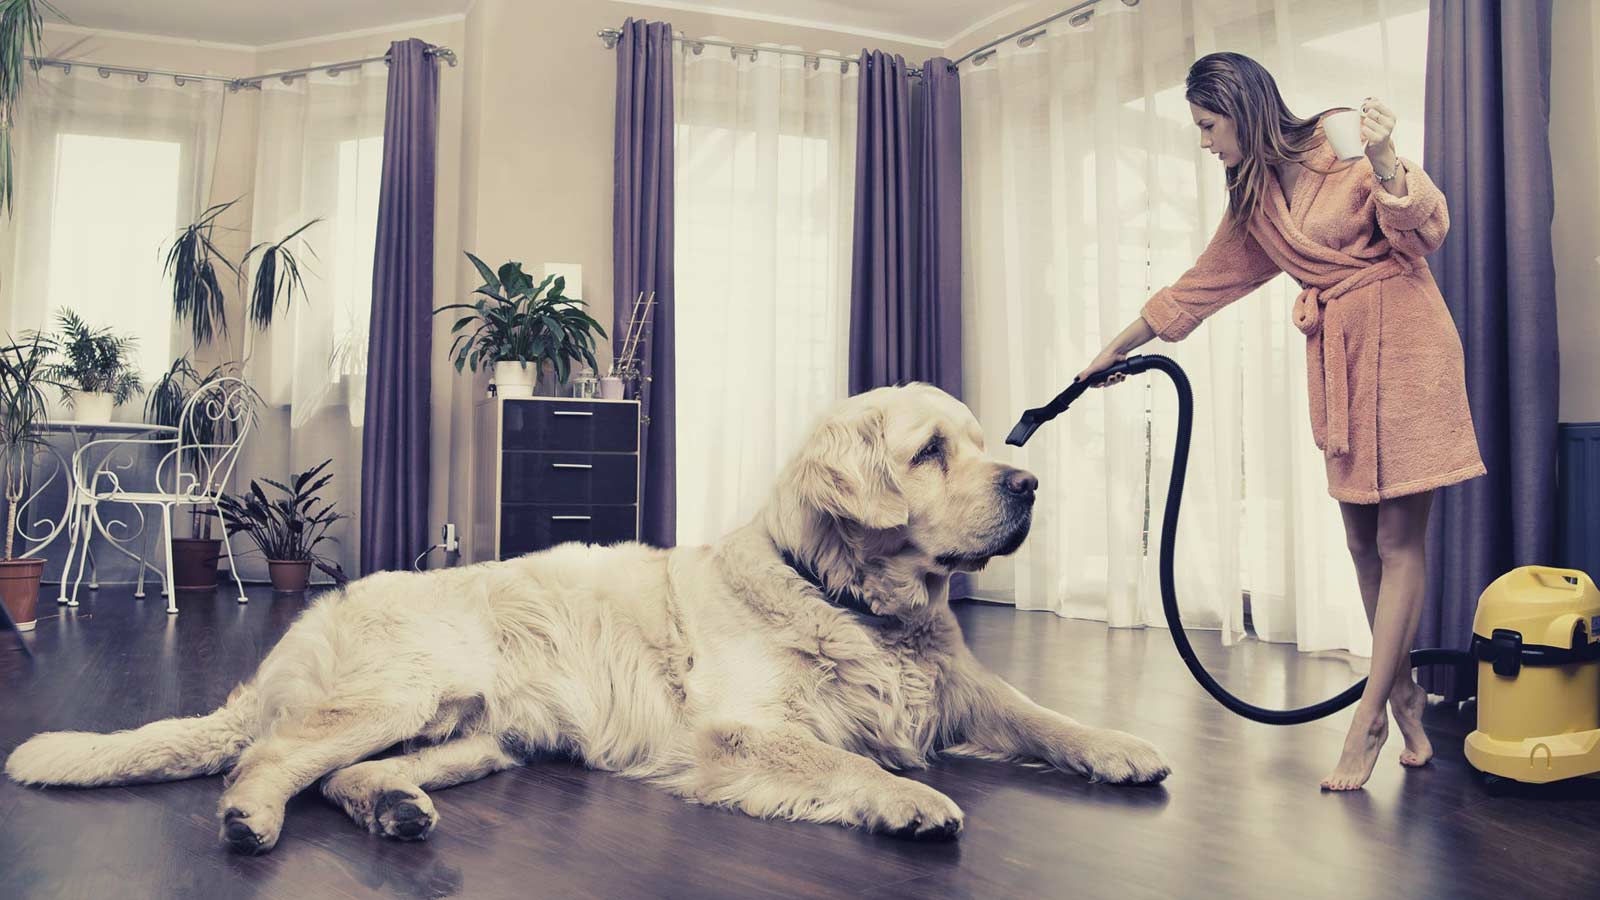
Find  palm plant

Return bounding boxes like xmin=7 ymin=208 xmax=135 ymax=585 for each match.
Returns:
xmin=242 ymin=217 xmax=321 ymax=329
xmin=40 ymin=308 xmax=143 ymax=406
xmin=0 ymin=0 xmax=59 ymax=215
xmin=0 ymin=333 xmax=58 ymax=559
xmin=435 ymin=252 xmax=607 ymax=384
xmin=164 ymin=199 xmax=240 ymax=347
xmin=213 ymin=458 xmax=347 ymax=584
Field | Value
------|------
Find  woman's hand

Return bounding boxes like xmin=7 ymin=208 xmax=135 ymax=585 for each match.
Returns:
xmin=1074 ymin=346 xmax=1128 ymax=388
xmin=1360 ymin=97 xmax=1397 ymax=159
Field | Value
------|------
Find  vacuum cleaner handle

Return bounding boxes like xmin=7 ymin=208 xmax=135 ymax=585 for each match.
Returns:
xmin=1006 ymin=355 xmax=1153 ymax=447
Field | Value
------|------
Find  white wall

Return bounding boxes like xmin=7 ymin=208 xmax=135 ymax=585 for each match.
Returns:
xmin=1551 ymin=0 xmax=1600 ymax=424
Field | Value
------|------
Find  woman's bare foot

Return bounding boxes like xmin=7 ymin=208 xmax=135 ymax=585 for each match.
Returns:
xmin=1322 ymin=710 xmax=1388 ymax=791
xmin=1390 ymin=678 xmax=1434 ymax=767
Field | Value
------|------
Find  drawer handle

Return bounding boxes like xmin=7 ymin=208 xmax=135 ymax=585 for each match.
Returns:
xmin=552 ymin=463 xmax=594 ymax=470
xmin=551 ymin=515 xmax=593 ymax=521
xmin=552 ymin=410 xmax=594 ymax=417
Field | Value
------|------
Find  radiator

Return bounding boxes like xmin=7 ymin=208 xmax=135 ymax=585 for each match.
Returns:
xmin=1559 ymin=422 xmax=1600 ymax=578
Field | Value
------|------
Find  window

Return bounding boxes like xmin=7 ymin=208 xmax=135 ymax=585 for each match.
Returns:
xmin=672 ymin=52 xmax=857 ymax=546
xmin=40 ymin=134 xmax=180 ymax=381
xmin=328 ymin=135 xmax=383 ymax=383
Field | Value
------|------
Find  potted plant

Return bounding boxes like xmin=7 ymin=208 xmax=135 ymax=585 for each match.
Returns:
xmin=0 ymin=1 xmax=58 ymax=215
xmin=144 ymin=356 xmax=258 ymax=590
xmin=0 ymin=334 xmax=59 ymax=631
xmin=166 ymin=198 xmax=321 ymax=347
xmin=39 ymin=309 xmax=143 ymax=422
xmin=213 ymin=458 xmax=346 ymax=592
xmin=436 ymin=252 xmax=607 ymax=398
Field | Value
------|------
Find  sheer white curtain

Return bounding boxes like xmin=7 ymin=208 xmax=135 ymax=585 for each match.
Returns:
xmin=0 ymin=64 xmax=225 ymax=394
xmin=238 ymin=61 xmax=387 ymax=580
xmin=673 ymin=42 xmax=857 ymax=546
xmin=962 ymin=0 xmax=1428 ymax=655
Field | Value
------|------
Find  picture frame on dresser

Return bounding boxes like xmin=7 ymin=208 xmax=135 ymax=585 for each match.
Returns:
xmin=473 ymin=396 xmax=642 ymax=562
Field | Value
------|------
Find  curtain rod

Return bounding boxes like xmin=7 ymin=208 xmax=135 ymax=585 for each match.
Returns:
xmin=953 ymin=0 xmax=1139 ymax=67
xmin=596 ymin=28 xmax=926 ymax=78
xmin=25 ymin=44 xmax=458 ymax=93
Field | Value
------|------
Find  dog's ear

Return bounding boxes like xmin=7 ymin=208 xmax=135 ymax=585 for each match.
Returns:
xmin=791 ymin=405 xmax=909 ymax=530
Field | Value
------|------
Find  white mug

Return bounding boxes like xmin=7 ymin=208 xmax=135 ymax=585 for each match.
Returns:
xmin=1322 ymin=109 xmax=1365 ymax=160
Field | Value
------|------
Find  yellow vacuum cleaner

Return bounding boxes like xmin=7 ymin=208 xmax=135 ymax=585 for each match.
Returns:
xmin=1466 ymin=566 xmax=1600 ymax=785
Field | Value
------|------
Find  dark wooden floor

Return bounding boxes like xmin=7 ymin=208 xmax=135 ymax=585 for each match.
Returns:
xmin=2 ymin=587 xmax=1598 ymax=900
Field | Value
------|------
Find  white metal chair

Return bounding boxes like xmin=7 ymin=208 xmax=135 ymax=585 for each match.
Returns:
xmin=61 ymin=377 xmax=255 ymax=612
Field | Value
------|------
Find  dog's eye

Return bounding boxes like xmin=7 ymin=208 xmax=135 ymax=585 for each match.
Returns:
xmin=913 ymin=435 xmax=944 ymax=466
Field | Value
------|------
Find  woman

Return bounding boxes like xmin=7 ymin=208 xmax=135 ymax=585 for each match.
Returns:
xmin=1077 ymin=52 xmax=1485 ymax=791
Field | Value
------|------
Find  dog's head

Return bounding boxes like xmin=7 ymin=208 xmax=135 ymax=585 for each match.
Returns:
xmin=766 ymin=383 xmax=1036 ymax=616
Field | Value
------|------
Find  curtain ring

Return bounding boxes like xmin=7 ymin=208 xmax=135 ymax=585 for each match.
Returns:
xmin=136 ymin=72 xmax=149 ymax=83
xmin=97 ymin=67 xmax=111 ymax=79
xmin=973 ymin=49 xmax=996 ymax=67
xmin=1070 ymin=11 xmax=1094 ymax=26
xmin=1017 ymin=29 xmax=1046 ymax=48
xmin=174 ymin=75 xmax=186 ymax=86
xmin=690 ymin=41 xmax=704 ymax=55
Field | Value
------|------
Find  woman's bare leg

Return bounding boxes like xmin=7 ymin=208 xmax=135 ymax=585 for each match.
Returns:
xmin=1324 ymin=490 xmax=1434 ymax=790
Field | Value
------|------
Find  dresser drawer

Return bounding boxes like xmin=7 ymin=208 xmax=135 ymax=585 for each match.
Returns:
xmin=502 ymin=401 xmax=637 ymax=452
xmin=501 ymin=452 xmax=638 ymax=505
xmin=500 ymin=504 xmax=638 ymax=555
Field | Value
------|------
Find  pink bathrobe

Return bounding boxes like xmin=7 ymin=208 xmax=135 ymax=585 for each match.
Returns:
xmin=1139 ymin=136 xmax=1486 ymax=504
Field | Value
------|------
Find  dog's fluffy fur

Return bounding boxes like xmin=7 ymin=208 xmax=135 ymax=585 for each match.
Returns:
xmin=5 ymin=383 xmax=1169 ymax=852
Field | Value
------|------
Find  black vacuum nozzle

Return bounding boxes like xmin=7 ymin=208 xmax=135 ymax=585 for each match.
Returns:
xmin=1005 ymin=356 xmax=1148 ymax=447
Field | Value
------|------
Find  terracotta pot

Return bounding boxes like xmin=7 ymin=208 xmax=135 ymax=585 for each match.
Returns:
xmin=171 ymin=538 xmax=222 ymax=591
xmin=0 ymin=558 xmax=45 ymax=632
xmin=267 ymin=559 xmax=312 ymax=592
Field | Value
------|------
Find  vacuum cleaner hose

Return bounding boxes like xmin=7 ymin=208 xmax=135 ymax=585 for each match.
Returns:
xmin=1006 ymin=354 xmax=1470 ymax=726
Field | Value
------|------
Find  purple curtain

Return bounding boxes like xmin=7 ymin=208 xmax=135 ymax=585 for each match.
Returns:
xmin=849 ymin=54 xmax=962 ymax=399
xmin=360 ymin=39 xmax=440 ymax=574
xmin=1417 ymin=0 xmax=1559 ymax=696
xmin=613 ymin=19 xmax=676 ymax=548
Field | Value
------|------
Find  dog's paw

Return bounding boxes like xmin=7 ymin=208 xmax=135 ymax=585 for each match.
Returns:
xmin=1066 ymin=729 xmax=1171 ymax=785
xmin=863 ymin=780 xmax=964 ymax=840
xmin=372 ymin=788 xmax=437 ymax=841
xmin=218 ymin=802 xmax=283 ymax=855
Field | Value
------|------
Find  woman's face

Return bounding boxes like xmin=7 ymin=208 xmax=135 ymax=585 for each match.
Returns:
xmin=1190 ymin=103 xmax=1242 ymax=167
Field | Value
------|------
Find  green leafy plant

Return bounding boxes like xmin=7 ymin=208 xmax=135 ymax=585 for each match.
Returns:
xmin=0 ymin=0 xmax=60 ymax=215
xmin=164 ymin=199 xmax=240 ymax=347
xmin=145 ymin=355 xmax=260 ymax=539
xmin=39 ymin=308 xmax=143 ymax=406
xmin=212 ymin=458 xmax=347 ymax=582
xmin=434 ymin=252 xmax=607 ymax=384
xmin=0 ymin=333 xmax=59 ymax=559
xmin=242 ymin=217 xmax=321 ymax=329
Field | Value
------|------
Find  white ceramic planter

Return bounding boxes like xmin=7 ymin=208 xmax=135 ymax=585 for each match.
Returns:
xmin=73 ymin=391 xmax=116 ymax=422
xmin=493 ymin=361 xmax=536 ymax=399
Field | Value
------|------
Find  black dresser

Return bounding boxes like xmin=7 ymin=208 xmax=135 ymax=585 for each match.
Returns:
xmin=473 ymin=397 xmax=642 ymax=561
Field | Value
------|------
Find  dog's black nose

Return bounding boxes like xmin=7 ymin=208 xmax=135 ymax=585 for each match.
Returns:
xmin=1002 ymin=469 xmax=1038 ymax=497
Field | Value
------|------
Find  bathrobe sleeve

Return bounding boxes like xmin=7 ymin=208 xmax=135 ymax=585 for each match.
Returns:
xmin=1371 ymin=157 xmax=1450 ymax=259
xmin=1139 ymin=217 xmax=1282 ymax=342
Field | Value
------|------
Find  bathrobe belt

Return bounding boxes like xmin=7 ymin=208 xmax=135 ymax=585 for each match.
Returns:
xmin=1289 ymin=256 xmax=1414 ymax=458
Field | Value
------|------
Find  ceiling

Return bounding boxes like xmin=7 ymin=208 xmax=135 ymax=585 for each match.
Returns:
xmin=636 ymin=0 xmax=1024 ymax=46
xmin=42 ymin=0 xmax=474 ymax=48
xmin=43 ymin=0 xmax=1017 ymax=49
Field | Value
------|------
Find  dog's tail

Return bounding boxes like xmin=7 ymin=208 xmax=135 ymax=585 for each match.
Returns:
xmin=5 ymin=682 xmax=257 ymax=788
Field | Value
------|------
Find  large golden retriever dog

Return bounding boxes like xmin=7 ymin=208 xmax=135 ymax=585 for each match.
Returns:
xmin=6 ymin=384 xmax=1169 ymax=853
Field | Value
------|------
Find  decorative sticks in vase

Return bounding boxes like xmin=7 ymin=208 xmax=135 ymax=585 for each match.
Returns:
xmin=603 ymin=291 xmax=655 ymax=400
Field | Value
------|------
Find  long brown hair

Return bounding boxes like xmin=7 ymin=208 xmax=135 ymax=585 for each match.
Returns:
xmin=1185 ymin=52 xmax=1330 ymax=228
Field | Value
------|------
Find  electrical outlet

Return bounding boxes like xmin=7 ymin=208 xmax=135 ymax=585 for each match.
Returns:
xmin=441 ymin=523 xmax=459 ymax=553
